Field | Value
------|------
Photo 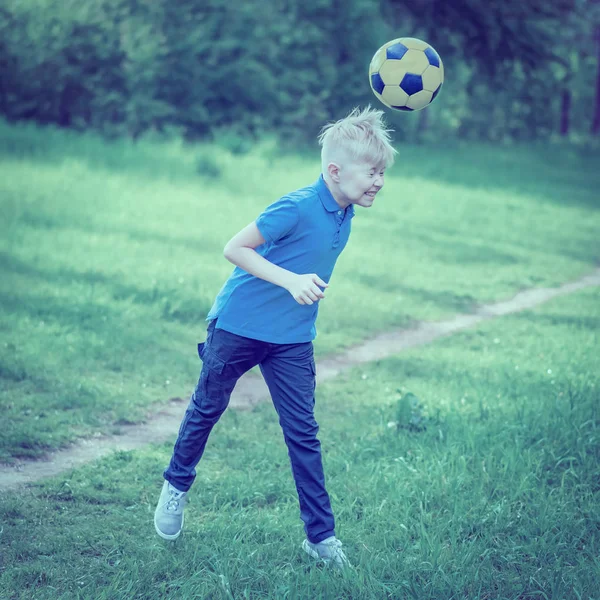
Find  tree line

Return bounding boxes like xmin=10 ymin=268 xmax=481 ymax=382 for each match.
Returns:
xmin=1 ymin=0 xmax=599 ymax=145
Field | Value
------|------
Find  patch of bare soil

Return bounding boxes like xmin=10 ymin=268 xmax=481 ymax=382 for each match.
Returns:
xmin=1 ymin=268 xmax=598 ymax=492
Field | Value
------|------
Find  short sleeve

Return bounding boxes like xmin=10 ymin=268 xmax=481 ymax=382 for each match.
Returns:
xmin=255 ymin=197 xmax=300 ymax=243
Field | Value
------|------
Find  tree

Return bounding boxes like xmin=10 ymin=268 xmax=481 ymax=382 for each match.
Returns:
xmin=384 ymin=0 xmax=600 ymax=139
xmin=592 ymin=23 xmax=600 ymax=134
xmin=1 ymin=0 xmax=597 ymax=142
xmin=385 ymin=0 xmax=575 ymax=73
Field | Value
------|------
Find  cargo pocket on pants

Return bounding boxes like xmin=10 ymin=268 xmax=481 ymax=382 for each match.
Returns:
xmin=194 ymin=347 xmax=236 ymax=415
xmin=201 ymin=348 xmax=226 ymax=375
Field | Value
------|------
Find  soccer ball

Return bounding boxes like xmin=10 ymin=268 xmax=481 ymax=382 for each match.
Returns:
xmin=369 ymin=37 xmax=444 ymax=111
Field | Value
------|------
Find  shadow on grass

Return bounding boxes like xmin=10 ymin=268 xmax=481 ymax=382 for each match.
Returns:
xmin=514 ymin=311 xmax=600 ymax=331
xmin=375 ymin=219 xmax=599 ymax=267
xmin=385 ymin=228 xmax=522 ymax=266
xmin=355 ymin=273 xmax=478 ymax=313
xmin=3 ymin=120 xmax=600 ymax=212
xmin=0 ymin=253 xmax=213 ymax=325
xmin=9 ymin=207 xmax=223 ymax=256
xmin=0 ymin=119 xmax=219 ymax=183
xmin=403 ymin=141 xmax=600 ymax=211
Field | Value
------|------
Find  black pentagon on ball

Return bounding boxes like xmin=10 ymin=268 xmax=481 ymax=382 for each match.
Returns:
xmin=386 ymin=42 xmax=408 ymax=60
xmin=371 ymin=72 xmax=385 ymax=95
xmin=431 ymin=82 xmax=442 ymax=101
xmin=392 ymin=105 xmax=413 ymax=111
xmin=400 ymin=73 xmax=423 ymax=95
xmin=424 ymin=46 xmax=440 ymax=68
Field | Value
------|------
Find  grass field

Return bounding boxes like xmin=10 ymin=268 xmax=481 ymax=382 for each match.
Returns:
xmin=0 ymin=121 xmax=599 ymax=599
xmin=1 ymin=121 xmax=599 ymax=461
xmin=1 ymin=286 xmax=598 ymax=599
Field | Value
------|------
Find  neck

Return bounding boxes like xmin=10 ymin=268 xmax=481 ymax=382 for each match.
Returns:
xmin=323 ymin=177 xmax=350 ymax=209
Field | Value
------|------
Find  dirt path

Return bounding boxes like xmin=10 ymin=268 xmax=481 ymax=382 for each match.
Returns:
xmin=2 ymin=268 xmax=599 ymax=492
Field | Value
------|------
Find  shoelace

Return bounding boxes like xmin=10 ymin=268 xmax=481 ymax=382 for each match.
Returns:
xmin=322 ymin=539 xmax=349 ymax=565
xmin=324 ymin=539 xmax=343 ymax=550
xmin=166 ymin=490 xmax=184 ymax=512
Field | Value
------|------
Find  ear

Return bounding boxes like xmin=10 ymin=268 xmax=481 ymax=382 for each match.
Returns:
xmin=327 ymin=162 xmax=341 ymax=183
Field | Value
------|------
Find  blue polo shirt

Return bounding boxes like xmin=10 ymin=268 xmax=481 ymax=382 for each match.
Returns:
xmin=206 ymin=175 xmax=355 ymax=343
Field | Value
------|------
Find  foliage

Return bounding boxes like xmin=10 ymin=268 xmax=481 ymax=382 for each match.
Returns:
xmin=0 ymin=0 xmax=388 ymax=143
xmin=393 ymin=391 xmax=427 ymax=431
xmin=0 ymin=0 xmax=598 ymax=141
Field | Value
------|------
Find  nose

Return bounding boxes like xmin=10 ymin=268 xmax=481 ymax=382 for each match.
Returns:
xmin=374 ymin=174 xmax=384 ymax=188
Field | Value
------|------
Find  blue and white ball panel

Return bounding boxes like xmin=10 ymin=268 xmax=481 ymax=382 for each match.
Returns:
xmin=380 ymin=86 xmax=409 ymax=109
xmin=399 ymin=73 xmax=423 ymax=95
xmin=369 ymin=45 xmax=388 ymax=74
xmin=406 ymin=89 xmax=434 ymax=110
xmin=379 ymin=60 xmax=408 ymax=87
xmin=370 ymin=72 xmax=386 ymax=95
xmin=421 ymin=65 xmax=443 ymax=92
xmin=399 ymin=37 xmax=430 ymax=51
xmin=385 ymin=42 xmax=408 ymax=60
xmin=398 ymin=49 xmax=430 ymax=75
xmin=424 ymin=46 xmax=441 ymax=68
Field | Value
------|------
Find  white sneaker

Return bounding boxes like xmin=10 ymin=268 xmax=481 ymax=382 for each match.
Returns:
xmin=154 ymin=480 xmax=187 ymax=540
xmin=302 ymin=536 xmax=350 ymax=570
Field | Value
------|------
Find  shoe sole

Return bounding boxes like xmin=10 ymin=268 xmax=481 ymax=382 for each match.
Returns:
xmin=154 ymin=512 xmax=184 ymax=541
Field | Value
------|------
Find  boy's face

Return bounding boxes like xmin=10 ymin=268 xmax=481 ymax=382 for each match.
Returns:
xmin=333 ymin=160 xmax=386 ymax=208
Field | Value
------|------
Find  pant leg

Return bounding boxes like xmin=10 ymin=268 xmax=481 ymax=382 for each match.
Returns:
xmin=259 ymin=342 xmax=335 ymax=544
xmin=164 ymin=323 xmax=268 ymax=491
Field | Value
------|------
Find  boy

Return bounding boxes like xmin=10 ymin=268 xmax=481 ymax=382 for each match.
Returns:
xmin=154 ymin=106 xmax=396 ymax=569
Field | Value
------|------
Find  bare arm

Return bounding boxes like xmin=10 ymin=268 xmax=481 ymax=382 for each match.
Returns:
xmin=223 ymin=222 xmax=328 ymax=305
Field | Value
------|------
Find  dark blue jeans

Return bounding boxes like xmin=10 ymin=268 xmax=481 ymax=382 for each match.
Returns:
xmin=164 ymin=320 xmax=335 ymax=544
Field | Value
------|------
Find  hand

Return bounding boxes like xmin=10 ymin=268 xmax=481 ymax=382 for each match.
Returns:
xmin=285 ymin=273 xmax=329 ymax=305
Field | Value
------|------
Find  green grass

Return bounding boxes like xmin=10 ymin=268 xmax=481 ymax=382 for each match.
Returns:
xmin=1 ymin=288 xmax=598 ymax=599
xmin=1 ymin=119 xmax=599 ymax=460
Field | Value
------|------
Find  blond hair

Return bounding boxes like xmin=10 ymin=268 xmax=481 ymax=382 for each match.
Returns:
xmin=318 ymin=106 xmax=397 ymax=172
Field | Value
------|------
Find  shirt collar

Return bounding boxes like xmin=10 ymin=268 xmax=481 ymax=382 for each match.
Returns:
xmin=316 ymin=175 xmax=355 ymax=217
